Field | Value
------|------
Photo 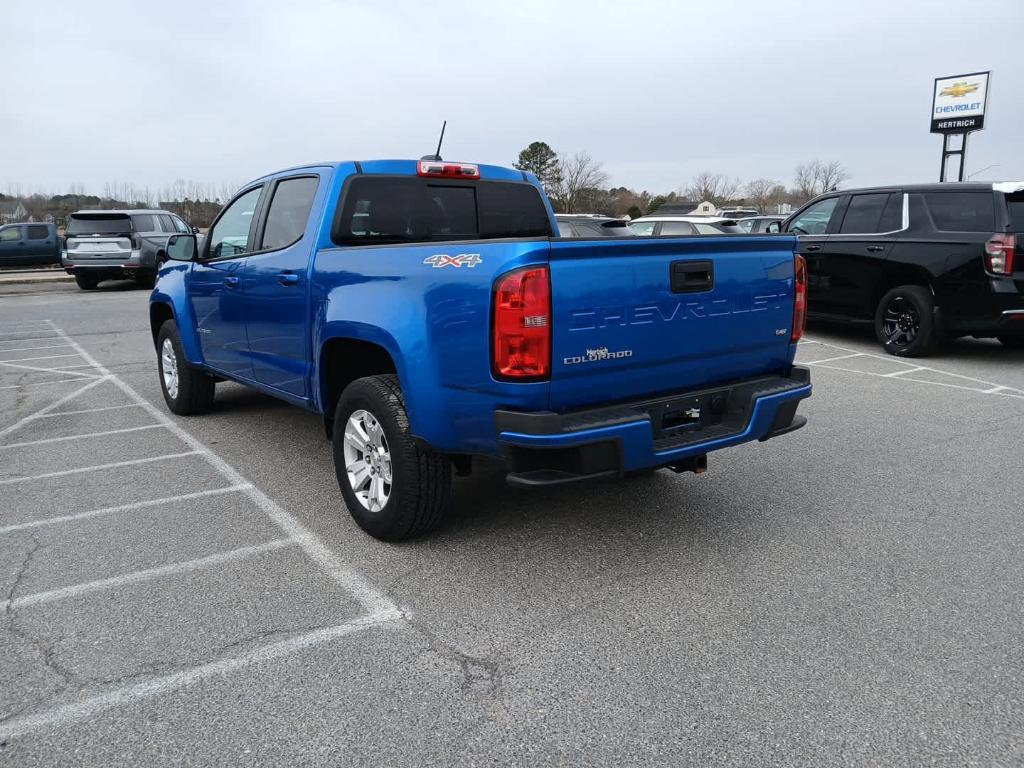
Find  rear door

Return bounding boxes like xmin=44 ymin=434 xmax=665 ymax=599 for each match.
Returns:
xmin=784 ymin=196 xmax=843 ymax=315
xmin=817 ymin=191 xmax=902 ymax=319
xmin=25 ymin=224 xmax=56 ymax=262
xmin=190 ymin=185 xmax=264 ymax=378
xmin=242 ymin=173 xmax=323 ymax=397
xmin=547 ymin=235 xmax=797 ymax=410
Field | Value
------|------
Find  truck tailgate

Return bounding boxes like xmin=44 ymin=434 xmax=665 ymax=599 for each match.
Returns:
xmin=548 ymin=236 xmax=798 ymax=410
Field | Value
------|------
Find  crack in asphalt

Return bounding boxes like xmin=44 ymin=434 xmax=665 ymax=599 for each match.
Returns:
xmin=400 ymin=610 xmax=503 ymax=699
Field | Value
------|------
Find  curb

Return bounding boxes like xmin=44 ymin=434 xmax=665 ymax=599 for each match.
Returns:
xmin=0 ymin=274 xmax=76 ymax=286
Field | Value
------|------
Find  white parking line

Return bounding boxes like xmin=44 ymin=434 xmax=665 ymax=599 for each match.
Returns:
xmin=0 ymin=539 xmax=294 ymax=612
xmin=0 ymin=335 xmax=61 ymax=344
xmin=0 ymin=361 xmax=101 ymax=379
xmin=39 ymin=403 xmax=144 ymax=418
xmin=0 ymin=451 xmax=202 ymax=485
xmin=0 ymin=609 xmax=400 ymax=741
xmin=50 ymin=321 xmax=397 ymax=616
xmin=0 ymin=375 xmax=109 ymax=438
xmin=0 ymin=378 xmax=102 ymax=391
xmin=802 ymin=352 xmax=863 ymax=365
xmin=0 ymin=343 xmax=71 ymax=353
xmin=0 ymin=485 xmax=252 ymax=535
xmin=882 ymin=366 xmax=926 ymax=377
xmin=0 ymin=353 xmax=79 ymax=363
xmin=0 ymin=424 xmax=164 ymax=450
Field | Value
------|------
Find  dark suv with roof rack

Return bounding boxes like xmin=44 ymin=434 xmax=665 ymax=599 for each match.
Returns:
xmin=63 ymin=209 xmax=195 ymax=290
xmin=770 ymin=183 xmax=1024 ymax=355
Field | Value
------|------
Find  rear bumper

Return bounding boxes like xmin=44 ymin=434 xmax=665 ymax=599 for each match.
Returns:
xmin=63 ymin=251 xmax=146 ymax=277
xmin=495 ymin=367 xmax=812 ymax=486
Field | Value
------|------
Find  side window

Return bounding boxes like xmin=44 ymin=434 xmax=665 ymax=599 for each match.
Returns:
xmin=838 ymin=193 xmax=890 ymax=234
xmin=157 ymin=214 xmax=176 ymax=233
xmin=659 ymin=221 xmax=696 ymax=235
xmin=877 ymin=194 xmax=903 ymax=233
xmin=628 ymin=221 xmax=657 ymax=236
xmin=206 ymin=186 xmax=262 ymax=259
xmin=173 ymin=216 xmax=191 ymax=234
xmin=259 ymin=176 xmax=319 ymax=251
xmin=27 ymin=225 xmax=49 ymax=240
xmin=737 ymin=219 xmax=755 ymax=233
xmin=787 ymin=197 xmax=839 ymax=235
xmin=923 ymin=192 xmax=995 ymax=232
xmin=131 ymin=213 xmax=156 ymax=232
xmin=0 ymin=227 xmax=20 ymax=242
xmin=556 ymin=221 xmax=574 ymax=237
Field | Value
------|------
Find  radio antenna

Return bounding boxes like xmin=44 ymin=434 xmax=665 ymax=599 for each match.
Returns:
xmin=434 ymin=120 xmax=447 ymax=161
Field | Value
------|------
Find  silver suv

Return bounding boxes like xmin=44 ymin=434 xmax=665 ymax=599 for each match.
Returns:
xmin=63 ymin=209 xmax=195 ymax=290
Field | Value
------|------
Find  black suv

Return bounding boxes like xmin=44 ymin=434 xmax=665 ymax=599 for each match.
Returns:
xmin=772 ymin=183 xmax=1024 ymax=355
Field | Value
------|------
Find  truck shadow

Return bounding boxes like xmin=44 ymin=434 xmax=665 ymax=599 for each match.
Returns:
xmin=808 ymin=320 xmax=1024 ymax=363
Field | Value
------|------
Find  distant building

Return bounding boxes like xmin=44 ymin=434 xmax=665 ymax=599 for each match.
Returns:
xmin=0 ymin=199 xmax=28 ymax=224
xmin=651 ymin=200 xmax=716 ymax=216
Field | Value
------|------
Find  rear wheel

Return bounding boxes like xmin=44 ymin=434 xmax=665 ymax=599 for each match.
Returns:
xmin=156 ymin=320 xmax=216 ymax=415
xmin=141 ymin=258 xmax=164 ymax=289
xmin=997 ymin=334 xmax=1024 ymax=349
xmin=874 ymin=286 xmax=940 ymax=357
xmin=332 ymin=374 xmax=451 ymax=541
xmin=74 ymin=272 xmax=99 ymax=290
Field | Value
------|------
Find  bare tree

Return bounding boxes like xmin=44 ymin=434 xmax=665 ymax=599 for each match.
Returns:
xmin=794 ymin=159 xmax=850 ymax=201
xmin=552 ymin=152 xmax=608 ymax=213
xmin=685 ymin=172 xmax=741 ymax=207
xmin=745 ymin=178 xmax=780 ymax=213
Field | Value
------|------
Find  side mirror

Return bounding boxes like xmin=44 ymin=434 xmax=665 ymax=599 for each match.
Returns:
xmin=192 ymin=226 xmax=200 ymax=234
xmin=166 ymin=233 xmax=197 ymax=262
xmin=765 ymin=221 xmax=782 ymax=234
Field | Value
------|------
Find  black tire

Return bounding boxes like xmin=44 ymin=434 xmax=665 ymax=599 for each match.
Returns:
xmin=874 ymin=285 xmax=940 ymax=357
xmin=332 ymin=374 xmax=451 ymax=541
xmin=75 ymin=272 xmax=99 ymax=290
xmin=997 ymin=334 xmax=1024 ymax=350
xmin=156 ymin=320 xmax=216 ymax=415
xmin=140 ymin=259 xmax=164 ymax=289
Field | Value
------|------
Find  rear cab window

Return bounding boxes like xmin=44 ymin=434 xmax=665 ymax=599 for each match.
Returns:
xmin=332 ymin=177 xmax=551 ymax=245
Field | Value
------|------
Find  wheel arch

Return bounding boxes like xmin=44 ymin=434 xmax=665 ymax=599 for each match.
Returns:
xmin=317 ymin=330 xmax=405 ymax=437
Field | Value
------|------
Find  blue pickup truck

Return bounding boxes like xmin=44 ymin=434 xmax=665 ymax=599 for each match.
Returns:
xmin=150 ymin=159 xmax=811 ymax=540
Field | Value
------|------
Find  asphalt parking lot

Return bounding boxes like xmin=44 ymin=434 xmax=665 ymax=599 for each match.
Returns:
xmin=1 ymin=280 xmax=1022 ymax=767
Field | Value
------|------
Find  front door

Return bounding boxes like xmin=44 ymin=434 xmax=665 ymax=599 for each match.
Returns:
xmin=0 ymin=225 xmax=23 ymax=265
xmin=189 ymin=185 xmax=264 ymax=379
xmin=241 ymin=174 xmax=322 ymax=397
xmin=786 ymin=196 xmax=843 ymax=315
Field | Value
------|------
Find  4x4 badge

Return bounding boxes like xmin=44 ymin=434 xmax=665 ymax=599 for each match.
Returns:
xmin=424 ymin=253 xmax=482 ymax=269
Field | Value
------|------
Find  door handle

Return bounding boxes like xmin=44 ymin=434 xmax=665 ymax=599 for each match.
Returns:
xmin=805 ymin=245 xmax=822 ymax=252
xmin=223 ymin=276 xmax=240 ymax=287
xmin=277 ymin=272 xmax=300 ymax=286
xmin=866 ymin=245 xmax=885 ymax=252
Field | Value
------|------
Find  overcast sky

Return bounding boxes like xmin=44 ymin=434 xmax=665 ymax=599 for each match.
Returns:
xmin=2 ymin=0 xmax=1022 ymax=197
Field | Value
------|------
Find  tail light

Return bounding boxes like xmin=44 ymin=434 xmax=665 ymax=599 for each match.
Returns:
xmin=791 ymin=254 xmax=808 ymax=342
xmin=418 ymin=161 xmax=480 ymax=179
xmin=984 ymin=234 xmax=1016 ymax=275
xmin=131 ymin=233 xmax=142 ymax=251
xmin=492 ymin=266 xmax=550 ymax=380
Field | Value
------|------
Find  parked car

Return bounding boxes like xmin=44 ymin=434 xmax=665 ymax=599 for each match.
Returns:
xmin=63 ymin=209 xmax=194 ymax=290
xmin=628 ymin=216 xmax=742 ymax=235
xmin=718 ymin=207 xmax=759 ymax=219
xmin=0 ymin=222 xmax=60 ymax=267
xmin=737 ymin=215 xmax=787 ymax=234
xmin=149 ymin=158 xmax=812 ymax=541
xmin=555 ymin=214 xmax=632 ymax=237
xmin=768 ymin=182 xmax=1024 ymax=355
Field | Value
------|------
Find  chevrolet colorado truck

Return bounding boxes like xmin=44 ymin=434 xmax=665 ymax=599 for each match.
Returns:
xmin=150 ymin=159 xmax=812 ymax=541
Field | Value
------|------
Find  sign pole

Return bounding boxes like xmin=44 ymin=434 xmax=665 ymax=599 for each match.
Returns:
xmin=931 ymin=71 xmax=990 ymax=183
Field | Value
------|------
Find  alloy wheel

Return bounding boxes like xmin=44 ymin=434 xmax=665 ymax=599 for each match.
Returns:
xmin=343 ymin=409 xmax=392 ymax=512
xmin=161 ymin=338 xmax=179 ymax=399
xmin=882 ymin=296 xmax=920 ymax=348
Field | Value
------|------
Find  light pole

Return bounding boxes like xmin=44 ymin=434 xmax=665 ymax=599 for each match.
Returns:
xmin=967 ymin=164 xmax=998 ymax=181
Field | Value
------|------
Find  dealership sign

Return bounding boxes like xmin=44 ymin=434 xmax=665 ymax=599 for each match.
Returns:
xmin=931 ymin=71 xmax=990 ymax=133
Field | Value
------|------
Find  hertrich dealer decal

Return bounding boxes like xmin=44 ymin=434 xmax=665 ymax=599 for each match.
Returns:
xmin=564 ymin=346 xmax=634 ymax=366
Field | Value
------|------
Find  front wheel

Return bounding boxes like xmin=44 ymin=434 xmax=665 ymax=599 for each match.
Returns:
xmin=156 ymin=320 xmax=216 ymax=415
xmin=874 ymin=286 xmax=940 ymax=357
xmin=332 ymin=375 xmax=451 ymax=541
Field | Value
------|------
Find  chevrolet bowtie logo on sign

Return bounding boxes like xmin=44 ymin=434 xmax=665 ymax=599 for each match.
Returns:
xmin=939 ymin=81 xmax=979 ymax=98
xmin=931 ymin=71 xmax=990 ymax=134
